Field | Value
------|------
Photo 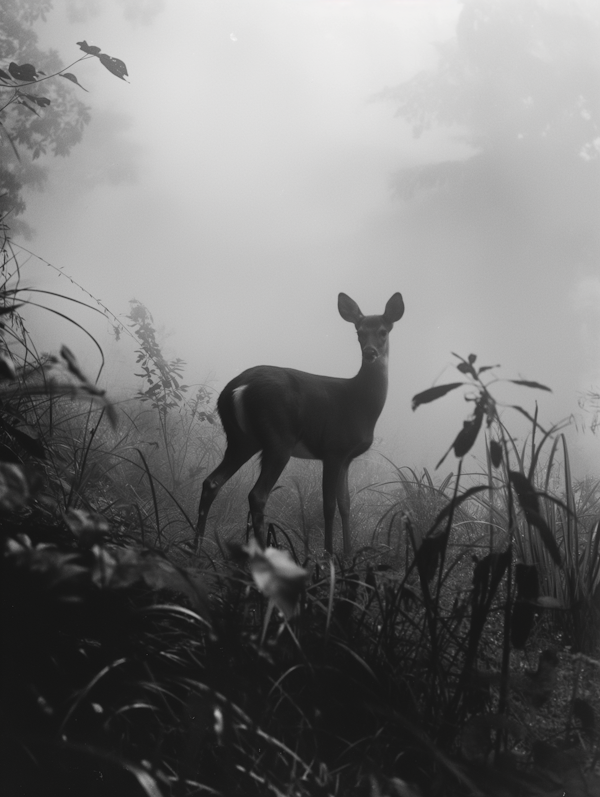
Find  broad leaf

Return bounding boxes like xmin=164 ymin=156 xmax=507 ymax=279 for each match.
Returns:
xmin=245 ymin=539 xmax=308 ymax=619
xmin=98 ymin=53 xmax=129 ymax=81
xmin=415 ymin=533 xmax=445 ymax=583
xmin=457 ymin=361 xmax=477 ymax=378
xmin=411 ymin=381 xmax=464 ymax=409
xmin=489 ymin=439 xmax=502 ymax=467
xmin=60 ymin=73 xmax=89 ymax=92
xmin=453 ymin=398 xmax=484 ymax=457
xmin=8 ymin=62 xmax=37 ymax=81
xmin=472 ymin=550 xmax=511 ymax=608
xmin=77 ymin=40 xmax=101 ymax=55
xmin=452 ymin=351 xmax=478 ymax=378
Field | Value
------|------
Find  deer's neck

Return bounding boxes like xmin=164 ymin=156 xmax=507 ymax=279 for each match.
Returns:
xmin=351 ymin=356 xmax=389 ymax=422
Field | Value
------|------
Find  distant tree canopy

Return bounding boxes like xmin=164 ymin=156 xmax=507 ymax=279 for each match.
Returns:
xmin=0 ymin=0 xmax=91 ymax=229
xmin=381 ymin=0 xmax=600 ymax=200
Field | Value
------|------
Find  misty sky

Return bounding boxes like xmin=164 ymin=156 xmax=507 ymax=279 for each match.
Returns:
xmin=12 ymin=0 xmax=600 ymax=479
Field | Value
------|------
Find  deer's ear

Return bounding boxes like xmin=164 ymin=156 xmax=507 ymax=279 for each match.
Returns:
xmin=338 ymin=293 xmax=363 ymax=325
xmin=384 ymin=293 xmax=405 ymax=324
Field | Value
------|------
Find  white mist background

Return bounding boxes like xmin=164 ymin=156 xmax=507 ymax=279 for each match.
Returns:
xmin=13 ymin=0 xmax=600 ymax=480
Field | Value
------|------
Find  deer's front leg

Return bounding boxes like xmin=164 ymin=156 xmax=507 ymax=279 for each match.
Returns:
xmin=336 ymin=464 xmax=351 ymax=556
xmin=322 ymin=458 xmax=343 ymax=554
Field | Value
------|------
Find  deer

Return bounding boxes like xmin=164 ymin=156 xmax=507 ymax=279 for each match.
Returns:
xmin=194 ymin=292 xmax=405 ymax=555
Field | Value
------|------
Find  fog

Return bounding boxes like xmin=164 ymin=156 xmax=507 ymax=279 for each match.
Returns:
xmin=10 ymin=0 xmax=600 ymax=479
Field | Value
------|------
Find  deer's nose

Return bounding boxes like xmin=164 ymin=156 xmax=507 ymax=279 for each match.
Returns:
xmin=363 ymin=346 xmax=378 ymax=361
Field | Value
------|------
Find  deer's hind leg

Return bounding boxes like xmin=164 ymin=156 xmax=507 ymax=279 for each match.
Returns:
xmin=195 ymin=442 xmax=257 ymax=548
xmin=248 ymin=445 xmax=291 ymax=546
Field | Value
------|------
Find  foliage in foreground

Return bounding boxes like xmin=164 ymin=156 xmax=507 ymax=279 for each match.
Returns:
xmin=2 ymin=287 xmax=600 ymax=796
xmin=1 ymin=230 xmax=599 ymax=796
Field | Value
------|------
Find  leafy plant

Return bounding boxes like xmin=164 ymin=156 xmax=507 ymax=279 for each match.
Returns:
xmin=126 ymin=299 xmax=216 ymax=507
xmin=0 ymin=4 xmax=129 ymax=227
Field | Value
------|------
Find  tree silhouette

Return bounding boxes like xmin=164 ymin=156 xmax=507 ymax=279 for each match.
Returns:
xmin=1 ymin=1 xmax=128 ymax=236
xmin=0 ymin=0 xmax=93 ymax=230
xmin=381 ymin=0 xmax=600 ymax=201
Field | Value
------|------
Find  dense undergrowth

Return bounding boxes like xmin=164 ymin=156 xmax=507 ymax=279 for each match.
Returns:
xmin=1 ymin=232 xmax=600 ymax=797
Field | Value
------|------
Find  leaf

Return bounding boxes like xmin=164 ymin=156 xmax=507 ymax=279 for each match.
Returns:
xmin=452 ymin=351 xmax=478 ymax=378
xmin=65 ymin=508 xmax=110 ymax=547
xmin=0 ymin=462 xmax=29 ymax=511
xmin=60 ymin=73 xmax=89 ymax=92
xmin=98 ymin=53 xmax=129 ymax=81
xmin=490 ymin=439 xmax=502 ymax=467
xmin=0 ymin=303 xmax=23 ymax=316
xmin=453 ymin=397 xmax=484 ymax=458
xmin=509 ymin=403 xmax=550 ymax=434
xmin=477 ymin=364 xmax=500 ymax=374
xmin=509 ymin=471 xmax=540 ymax=515
xmin=415 ymin=534 xmax=445 ymax=583
xmin=22 ymin=93 xmax=51 ymax=107
xmin=77 ymin=40 xmax=101 ymax=55
xmin=509 ymin=379 xmax=552 ymax=392
xmin=472 ymin=550 xmax=511 ymax=609
xmin=457 ymin=361 xmax=477 ymax=377
xmin=411 ymin=382 xmax=464 ymax=410
xmin=0 ymin=69 xmax=12 ymax=80
xmin=0 ymin=354 xmax=16 ymax=379
xmin=245 ymin=539 xmax=308 ymax=619
xmin=509 ymin=471 xmax=562 ymax=566
xmin=60 ymin=345 xmax=89 ymax=383
xmin=17 ymin=98 xmax=39 ymax=116
xmin=8 ymin=62 xmax=37 ymax=81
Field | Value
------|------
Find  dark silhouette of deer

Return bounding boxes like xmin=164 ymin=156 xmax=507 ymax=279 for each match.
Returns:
xmin=194 ymin=292 xmax=405 ymax=554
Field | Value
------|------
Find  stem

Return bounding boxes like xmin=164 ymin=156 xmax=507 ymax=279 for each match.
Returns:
xmin=0 ymin=55 xmax=92 ymax=91
xmin=495 ymin=424 xmax=515 ymax=756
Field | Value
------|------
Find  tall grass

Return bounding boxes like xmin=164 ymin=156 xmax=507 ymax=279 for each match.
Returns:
xmin=2 ymin=243 xmax=599 ymax=797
